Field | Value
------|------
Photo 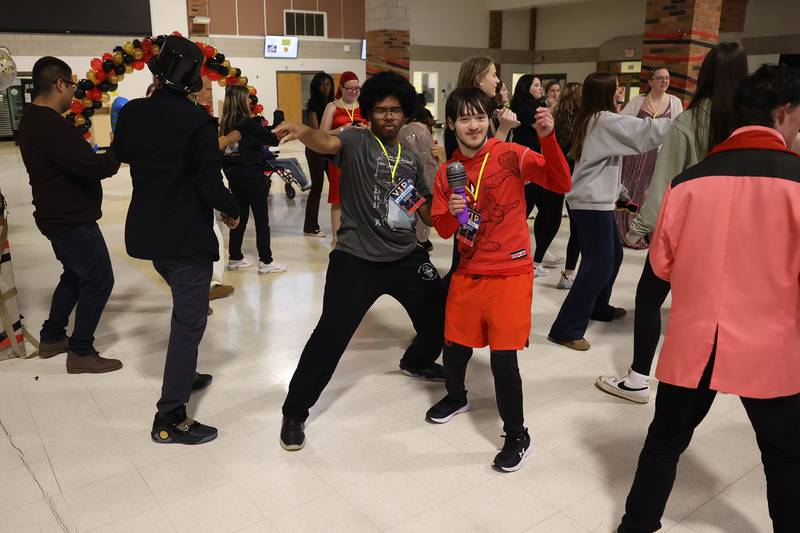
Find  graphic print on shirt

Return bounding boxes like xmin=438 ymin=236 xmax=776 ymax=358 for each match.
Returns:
xmin=459 ymin=149 xmax=522 ymax=259
xmin=370 ymin=147 xmax=421 ymax=231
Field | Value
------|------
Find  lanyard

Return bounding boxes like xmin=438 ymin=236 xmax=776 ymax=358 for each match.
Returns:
xmin=468 ymin=152 xmax=491 ymax=207
xmin=648 ymin=93 xmax=665 ymax=119
xmin=341 ymin=100 xmax=356 ymax=122
xmin=372 ymin=133 xmax=402 ymax=183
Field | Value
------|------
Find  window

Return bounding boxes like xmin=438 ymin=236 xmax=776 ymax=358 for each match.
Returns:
xmin=284 ymin=10 xmax=326 ymax=38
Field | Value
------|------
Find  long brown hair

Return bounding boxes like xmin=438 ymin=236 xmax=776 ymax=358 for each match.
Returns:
xmin=553 ymin=82 xmax=582 ymax=152
xmin=220 ymin=85 xmax=250 ymax=136
xmin=688 ymin=42 xmax=748 ymax=150
xmin=457 ymin=56 xmax=494 ymax=89
xmin=569 ymin=72 xmax=618 ymax=160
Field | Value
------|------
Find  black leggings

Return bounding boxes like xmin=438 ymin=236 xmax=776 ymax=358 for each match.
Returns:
xmin=443 ymin=343 xmax=524 ymax=435
xmin=631 ymin=256 xmax=671 ymax=375
xmin=303 ymin=148 xmax=326 ymax=233
xmin=565 ymin=204 xmax=581 ymax=271
xmin=525 ymin=183 xmax=564 ymax=263
xmin=227 ymin=168 xmax=273 ymax=264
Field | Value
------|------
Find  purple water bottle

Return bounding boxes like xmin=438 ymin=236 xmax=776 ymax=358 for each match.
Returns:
xmin=446 ymin=161 xmax=469 ymax=225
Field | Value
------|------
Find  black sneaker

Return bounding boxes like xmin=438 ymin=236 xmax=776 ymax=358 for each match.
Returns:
xmin=151 ymin=410 xmax=218 ymax=445
xmin=425 ymin=395 xmax=470 ymax=424
xmin=192 ymin=372 xmax=213 ymax=392
xmin=399 ymin=361 xmax=445 ymax=382
xmin=280 ymin=417 xmax=305 ymax=451
xmin=492 ymin=428 xmax=532 ymax=473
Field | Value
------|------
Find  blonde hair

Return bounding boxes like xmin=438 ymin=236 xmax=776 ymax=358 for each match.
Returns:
xmin=457 ymin=56 xmax=494 ymax=89
xmin=220 ymin=85 xmax=250 ymax=136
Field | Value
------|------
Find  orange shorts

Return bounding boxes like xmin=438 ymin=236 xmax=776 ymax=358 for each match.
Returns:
xmin=445 ymin=272 xmax=533 ymax=351
xmin=327 ymin=163 xmax=341 ymax=204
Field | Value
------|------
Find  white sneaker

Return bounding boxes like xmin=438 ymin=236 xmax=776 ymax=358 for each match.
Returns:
xmin=595 ymin=370 xmax=651 ymax=403
xmin=227 ymin=257 xmax=254 ymax=271
xmin=557 ymin=271 xmax=574 ymax=290
xmin=258 ymin=260 xmax=287 ymax=275
xmin=533 ymin=263 xmax=549 ymax=278
xmin=542 ymin=250 xmax=565 ymax=268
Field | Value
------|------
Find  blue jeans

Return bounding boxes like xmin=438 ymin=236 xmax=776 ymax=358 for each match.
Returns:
xmin=41 ymin=223 xmax=114 ymax=356
xmin=271 ymin=158 xmax=310 ymax=190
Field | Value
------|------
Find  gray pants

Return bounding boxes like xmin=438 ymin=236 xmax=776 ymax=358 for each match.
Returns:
xmin=152 ymin=256 xmax=213 ymax=415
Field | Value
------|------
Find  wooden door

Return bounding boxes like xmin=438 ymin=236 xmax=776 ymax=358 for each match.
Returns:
xmin=277 ymin=72 xmax=303 ymax=124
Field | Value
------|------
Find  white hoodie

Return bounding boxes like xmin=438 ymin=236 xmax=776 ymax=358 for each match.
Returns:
xmin=566 ymin=111 xmax=672 ymax=210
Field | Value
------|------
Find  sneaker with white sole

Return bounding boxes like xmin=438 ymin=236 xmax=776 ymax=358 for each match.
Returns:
xmin=258 ymin=260 xmax=287 ymax=274
xmin=534 ymin=263 xmax=549 ymax=278
xmin=227 ymin=257 xmax=254 ymax=271
xmin=542 ymin=250 xmax=565 ymax=268
xmin=303 ymin=229 xmax=326 ymax=238
xmin=557 ymin=271 xmax=574 ymax=290
xmin=493 ymin=428 xmax=532 ymax=472
xmin=425 ymin=395 xmax=470 ymax=424
xmin=595 ymin=370 xmax=651 ymax=403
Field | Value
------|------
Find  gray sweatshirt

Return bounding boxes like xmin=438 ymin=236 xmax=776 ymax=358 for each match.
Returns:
xmin=566 ymin=111 xmax=673 ymax=210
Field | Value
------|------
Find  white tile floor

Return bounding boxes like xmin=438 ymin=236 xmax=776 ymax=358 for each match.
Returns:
xmin=0 ymin=139 xmax=773 ymax=532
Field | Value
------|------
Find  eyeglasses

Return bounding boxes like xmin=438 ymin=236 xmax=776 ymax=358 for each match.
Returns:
xmin=652 ymin=76 xmax=670 ymax=82
xmin=372 ymin=107 xmax=403 ymax=118
xmin=344 ymin=86 xmax=361 ymax=93
xmin=55 ymin=79 xmax=77 ymax=90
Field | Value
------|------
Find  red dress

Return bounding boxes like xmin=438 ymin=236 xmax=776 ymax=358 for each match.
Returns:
xmin=327 ymin=103 xmax=363 ymax=204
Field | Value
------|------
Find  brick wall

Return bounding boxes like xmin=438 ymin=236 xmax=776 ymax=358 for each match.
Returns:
xmin=366 ymin=29 xmax=410 ymax=78
xmin=719 ymin=0 xmax=748 ymax=33
xmin=641 ymin=0 xmax=722 ymax=105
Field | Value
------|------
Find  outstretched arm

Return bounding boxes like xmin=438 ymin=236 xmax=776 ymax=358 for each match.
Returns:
xmin=273 ymin=122 xmax=342 ymax=155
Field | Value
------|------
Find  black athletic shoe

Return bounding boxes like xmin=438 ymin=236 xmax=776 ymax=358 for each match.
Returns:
xmin=425 ymin=395 xmax=470 ymax=424
xmin=493 ymin=428 xmax=532 ymax=473
xmin=280 ymin=417 xmax=305 ymax=451
xmin=192 ymin=372 xmax=213 ymax=392
xmin=151 ymin=410 xmax=218 ymax=445
xmin=400 ymin=361 xmax=445 ymax=382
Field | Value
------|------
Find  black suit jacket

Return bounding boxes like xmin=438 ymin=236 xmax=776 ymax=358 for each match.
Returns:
xmin=113 ymin=89 xmax=240 ymax=261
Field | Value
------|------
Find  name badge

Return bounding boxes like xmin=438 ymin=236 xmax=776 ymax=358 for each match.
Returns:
xmin=388 ymin=178 xmax=425 ymax=216
xmin=456 ymin=208 xmax=481 ymax=248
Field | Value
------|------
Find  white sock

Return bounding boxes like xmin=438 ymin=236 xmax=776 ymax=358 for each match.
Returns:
xmin=627 ymin=369 xmax=649 ymax=388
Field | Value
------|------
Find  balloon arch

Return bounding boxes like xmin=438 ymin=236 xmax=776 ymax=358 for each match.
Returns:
xmin=68 ymin=31 xmax=262 ymax=139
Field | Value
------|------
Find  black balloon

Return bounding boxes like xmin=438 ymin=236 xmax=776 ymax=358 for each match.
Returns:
xmin=234 ymin=68 xmax=242 ymax=77
xmin=103 ymin=59 xmax=113 ymax=72
xmin=78 ymin=79 xmax=93 ymax=91
xmin=83 ymin=107 xmax=95 ymax=118
xmin=114 ymin=64 xmax=126 ymax=75
xmin=98 ymin=81 xmax=112 ymax=92
xmin=218 ymin=66 xmax=229 ymax=76
xmin=92 ymin=100 xmax=102 ymax=109
xmin=205 ymin=59 xmax=218 ymax=69
xmin=74 ymin=88 xmax=86 ymax=99
xmin=82 ymin=118 xmax=92 ymax=129
xmin=123 ymin=54 xmax=133 ymax=64
xmin=113 ymin=45 xmax=124 ymax=53
xmin=155 ymin=36 xmax=165 ymax=47
xmin=214 ymin=53 xmax=225 ymax=63
xmin=65 ymin=112 xmax=75 ymax=122
xmin=132 ymin=39 xmax=141 ymax=48
xmin=109 ymin=83 xmax=118 ymax=92
xmin=249 ymin=95 xmax=258 ymax=104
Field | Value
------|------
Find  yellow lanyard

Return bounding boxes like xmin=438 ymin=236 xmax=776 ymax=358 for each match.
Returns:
xmin=468 ymin=152 xmax=491 ymax=208
xmin=372 ymin=133 xmax=402 ymax=184
xmin=341 ymin=100 xmax=356 ymax=122
xmin=648 ymin=93 xmax=665 ymax=119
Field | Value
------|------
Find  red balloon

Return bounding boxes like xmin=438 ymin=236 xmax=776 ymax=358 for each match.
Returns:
xmin=253 ymin=104 xmax=264 ymax=114
xmin=90 ymin=58 xmax=103 ymax=72
xmin=172 ymin=30 xmax=182 ymax=36
xmin=83 ymin=131 xmax=92 ymax=140
xmin=95 ymin=70 xmax=107 ymax=82
xmin=196 ymin=41 xmax=205 ymax=50
xmin=225 ymin=76 xmax=239 ymax=86
xmin=88 ymin=89 xmax=102 ymax=101
xmin=133 ymin=61 xmax=145 ymax=71
xmin=142 ymin=39 xmax=153 ymax=51
xmin=102 ymin=52 xmax=113 ymax=61
xmin=203 ymin=45 xmax=215 ymax=58
xmin=70 ymin=101 xmax=84 ymax=115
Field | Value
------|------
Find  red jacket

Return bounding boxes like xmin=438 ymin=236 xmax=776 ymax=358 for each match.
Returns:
xmin=651 ymin=126 xmax=800 ymax=399
xmin=432 ymin=134 xmax=571 ymax=276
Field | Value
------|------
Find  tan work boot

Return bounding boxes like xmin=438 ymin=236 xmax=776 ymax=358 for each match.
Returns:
xmin=209 ymin=284 xmax=234 ymax=301
xmin=66 ymin=352 xmax=123 ymax=374
xmin=39 ymin=337 xmax=69 ymax=359
xmin=547 ymin=336 xmax=591 ymax=351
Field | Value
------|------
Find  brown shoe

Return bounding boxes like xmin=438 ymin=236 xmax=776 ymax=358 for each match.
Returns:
xmin=39 ymin=337 xmax=69 ymax=359
xmin=66 ymin=352 xmax=123 ymax=374
xmin=209 ymin=284 xmax=234 ymax=301
xmin=547 ymin=336 xmax=591 ymax=351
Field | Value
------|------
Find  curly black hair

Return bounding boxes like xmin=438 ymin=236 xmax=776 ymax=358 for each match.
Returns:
xmin=358 ymin=71 xmax=418 ymax=119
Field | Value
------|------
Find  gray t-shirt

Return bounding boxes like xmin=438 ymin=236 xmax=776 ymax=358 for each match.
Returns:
xmin=332 ymin=127 xmax=431 ymax=262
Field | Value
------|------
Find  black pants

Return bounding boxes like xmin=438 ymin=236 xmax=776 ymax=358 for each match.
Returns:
xmin=549 ymin=210 xmax=623 ymax=341
xmin=525 ymin=183 xmax=565 ymax=263
xmin=227 ymin=169 xmax=273 ymax=264
xmin=565 ymin=204 xmax=581 ymax=272
xmin=41 ymin=223 xmax=114 ymax=356
xmin=282 ymin=248 xmax=445 ymax=420
xmin=152 ymin=256 xmax=212 ymax=416
xmin=303 ymin=148 xmax=326 ymax=234
xmin=631 ymin=256 xmax=671 ymax=375
xmin=444 ymin=343 xmax=524 ymax=435
xmin=619 ymin=355 xmax=800 ymax=533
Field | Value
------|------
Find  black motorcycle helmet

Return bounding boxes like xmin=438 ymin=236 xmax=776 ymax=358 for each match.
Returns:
xmin=148 ymin=35 xmax=204 ymax=93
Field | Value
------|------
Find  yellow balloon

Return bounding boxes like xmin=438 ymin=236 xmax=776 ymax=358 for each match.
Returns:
xmin=125 ymin=64 xmax=133 ymax=74
xmin=75 ymin=114 xmax=86 ymax=126
xmin=108 ymin=73 xmax=119 ymax=84
xmin=151 ymin=44 xmax=160 ymax=55
xmin=133 ymin=49 xmax=143 ymax=60
xmin=123 ymin=41 xmax=134 ymax=55
xmin=116 ymin=72 xmax=125 ymax=82
xmin=86 ymin=70 xmax=96 ymax=82
xmin=101 ymin=93 xmax=110 ymax=103
xmin=238 ymin=76 xmax=248 ymax=86
xmin=81 ymin=97 xmax=92 ymax=108
xmin=217 ymin=78 xmax=227 ymax=87
xmin=113 ymin=52 xmax=123 ymax=64
xmin=222 ymin=60 xmax=231 ymax=68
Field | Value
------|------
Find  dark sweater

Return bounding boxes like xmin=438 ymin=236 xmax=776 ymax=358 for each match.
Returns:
xmin=113 ymin=89 xmax=240 ymax=261
xmin=16 ymin=104 xmax=120 ymax=236
xmin=222 ymin=116 xmax=280 ymax=171
xmin=511 ymin=100 xmax=543 ymax=152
